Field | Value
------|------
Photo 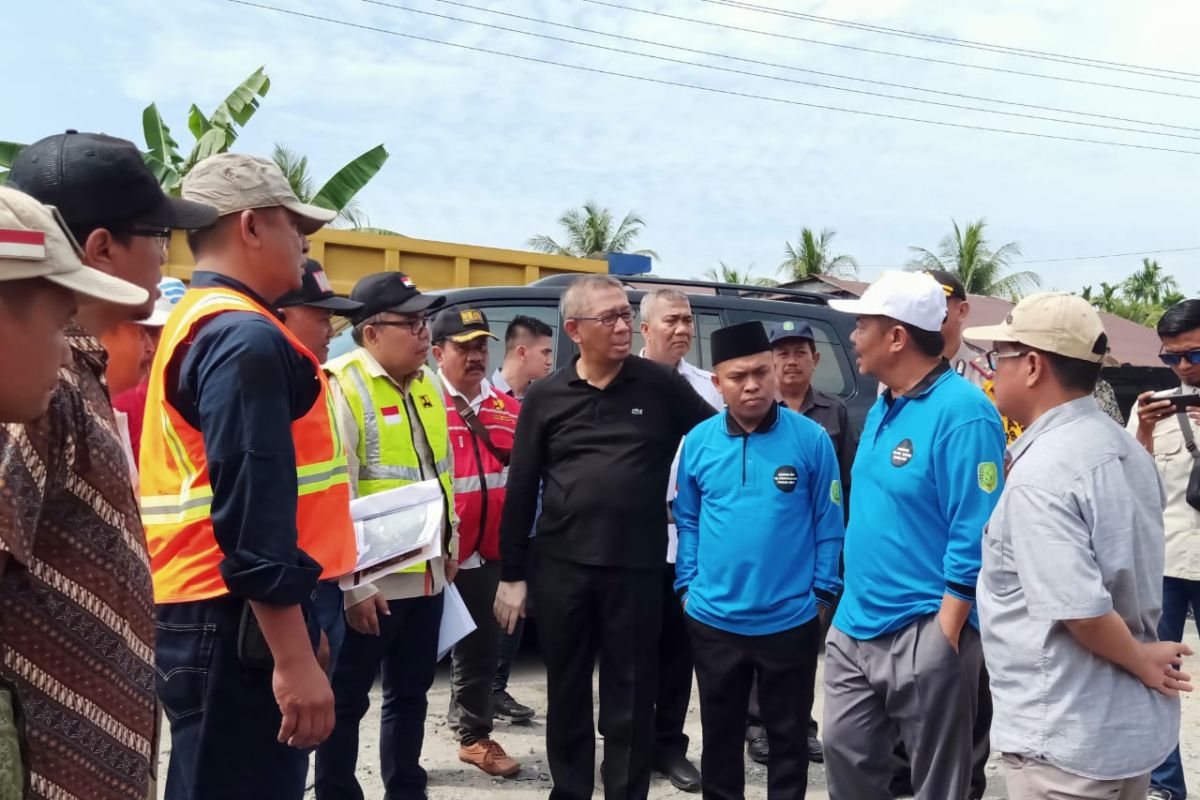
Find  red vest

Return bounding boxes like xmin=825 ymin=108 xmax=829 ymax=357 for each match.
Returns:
xmin=445 ymin=387 xmax=520 ymax=561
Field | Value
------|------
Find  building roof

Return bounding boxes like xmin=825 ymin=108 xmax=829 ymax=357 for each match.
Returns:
xmin=782 ymin=275 xmax=1164 ymax=368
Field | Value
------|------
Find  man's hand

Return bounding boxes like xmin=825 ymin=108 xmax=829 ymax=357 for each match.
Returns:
xmin=346 ymin=594 xmax=390 ymax=637
xmin=1134 ymin=392 xmax=1176 ymax=449
xmin=817 ymin=603 xmax=832 ymax=632
xmin=494 ymin=580 xmax=527 ymax=635
xmin=316 ymin=631 xmax=331 ymax=674
xmin=273 ymin=652 xmax=335 ymax=748
xmin=1136 ymin=641 xmax=1194 ymax=697
xmin=444 ymin=558 xmax=460 ymax=585
xmin=937 ymin=609 xmax=962 ymax=653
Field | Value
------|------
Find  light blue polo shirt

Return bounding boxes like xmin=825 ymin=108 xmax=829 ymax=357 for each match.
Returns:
xmin=833 ymin=361 xmax=1005 ymax=640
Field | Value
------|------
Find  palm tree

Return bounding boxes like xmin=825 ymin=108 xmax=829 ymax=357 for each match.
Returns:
xmin=778 ymin=227 xmax=857 ymax=280
xmin=528 ymin=202 xmax=658 ymax=260
xmin=907 ymin=219 xmax=1040 ymax=299
xmin=700 ymin=262 xmax=778 ymax=287
xmin=1122 ymin=258 xmax=1180 ymax=306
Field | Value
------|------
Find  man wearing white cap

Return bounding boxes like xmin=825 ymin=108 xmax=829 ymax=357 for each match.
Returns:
xmin=967 ymin=294 xmax=1190 ymax=800
xmin=822 ymin=271 xmax=1006 ymax=800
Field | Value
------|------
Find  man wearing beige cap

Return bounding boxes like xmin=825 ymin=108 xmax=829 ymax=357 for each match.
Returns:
xmin=2 ymin=129 xmax=214 ymax=800
xmin=141 ymin=153 xmax=356 ymax=800
xmin=822 ymin=270 xmax=1005 ymax=800
xmin=968 ymin=293 xmax=1191 ymax=800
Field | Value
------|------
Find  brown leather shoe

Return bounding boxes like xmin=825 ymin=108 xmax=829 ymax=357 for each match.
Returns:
xmin=459 ymin=738 xmax=521 ymax=777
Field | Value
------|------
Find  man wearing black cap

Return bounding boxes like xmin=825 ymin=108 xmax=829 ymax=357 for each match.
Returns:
xmin=431 ymin=308 xmax=524 ymax=778
xmin=675 ymin=321 xmax=845 ymax=800
xmin=278 ymin=258 xmax=363 ymax=364
xmin=0 ymin=131 xmax=215 ymax=800
xmin=318 ymin=272 xmax=458 ymax=800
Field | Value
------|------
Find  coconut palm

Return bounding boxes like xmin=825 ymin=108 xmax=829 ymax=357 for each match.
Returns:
xmin=528 ymin=202 xmax=658 ymax=260
xmin=1122 ymin=258 xmax=1180 ymax=306
xmin=700 ymin=262 xmax=778 ymax=287
xmin=907 ymin=219 xmax=1039 ymax=298
xmin=778 ymin=227 xmax=857 ymax=280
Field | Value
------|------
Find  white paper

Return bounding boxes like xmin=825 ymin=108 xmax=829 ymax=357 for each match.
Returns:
xmin=338 ymin=532 xmax=442 ymax=591
xmin=437 ymin=584 xmax=477 ymax=661
xmin=337 ymin=480 xmax=445 ymax=589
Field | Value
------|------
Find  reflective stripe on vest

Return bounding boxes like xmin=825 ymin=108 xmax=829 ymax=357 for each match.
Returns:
xmin=326 ymin=350 xmax=454 ymax=574
xmin=141 ymin=287 xmax=357 ymax=602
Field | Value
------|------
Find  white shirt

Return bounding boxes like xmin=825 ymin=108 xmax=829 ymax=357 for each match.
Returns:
xmin=490 ymin=367 xmax=514 ymax=398
xmin=1127 ymin=384 xmax=1200 ymax=580
xmin=641 ymin=350 xmax=724 ymax=563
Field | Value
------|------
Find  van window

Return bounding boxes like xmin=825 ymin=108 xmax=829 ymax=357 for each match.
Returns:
xmin=724 ymin=310 xmax=850 ymax=396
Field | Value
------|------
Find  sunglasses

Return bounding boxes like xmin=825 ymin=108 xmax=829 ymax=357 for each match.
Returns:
xmin=1159 ymin=349 xmax=1200 ymax=367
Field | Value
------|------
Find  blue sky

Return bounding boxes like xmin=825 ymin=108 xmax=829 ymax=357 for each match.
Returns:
xmin=4 ymin=0 xmax=1198 ymax=294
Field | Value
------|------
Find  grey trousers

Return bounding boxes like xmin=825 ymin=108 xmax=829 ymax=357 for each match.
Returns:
xmin=447 ymin=560 xmax=502 ymax=745
xmin=823 ymin=613 xmax=983 ymax=800
xmin=1002 ymin=755 xmax=1151 ymax=800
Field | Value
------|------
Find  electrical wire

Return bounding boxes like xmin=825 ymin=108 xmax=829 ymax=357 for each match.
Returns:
xmin=700 ymin=0 xmax=1200 ymax=83
xmin=225 ymin=0 xmax=1200 ymax=156
xmin=401 ymin=0 xmax=1200 ymax=136
xmin=579 ymin=0 xmax=1200 ymax=101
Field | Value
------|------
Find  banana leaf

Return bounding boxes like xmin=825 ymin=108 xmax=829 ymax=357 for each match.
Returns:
xmin=209 ymin=66 xmax=271 ymax=144
xmin=142 ymin=103 xmax=183 ymax=169
xmin=311 ymin=144 xmax=389 ymax=212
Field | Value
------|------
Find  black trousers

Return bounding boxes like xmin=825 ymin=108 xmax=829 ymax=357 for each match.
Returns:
xmin=689 ymin=615 xmax=821 ymax=800
xmin=536 ymin=558 xmax=661 ymax=800
xmin=449 ymin=561 xmax=502 ymax=745
xmin=655 ymin=563 xmax=693 ymax=761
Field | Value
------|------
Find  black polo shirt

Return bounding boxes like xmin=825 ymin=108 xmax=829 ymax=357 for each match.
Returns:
xmin=499 ymin=355 xmax=717 ymax=579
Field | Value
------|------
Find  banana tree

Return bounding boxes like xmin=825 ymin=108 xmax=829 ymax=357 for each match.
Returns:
xmin=272 ymin=142 xmax=391 ymax=228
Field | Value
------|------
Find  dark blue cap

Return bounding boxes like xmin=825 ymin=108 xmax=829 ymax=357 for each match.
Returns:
xmin=768 ymin=320 xmax=815 ymax=346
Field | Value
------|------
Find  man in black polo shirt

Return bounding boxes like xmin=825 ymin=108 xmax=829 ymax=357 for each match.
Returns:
xmin=495 ymin=274 xmax=715 ymax=800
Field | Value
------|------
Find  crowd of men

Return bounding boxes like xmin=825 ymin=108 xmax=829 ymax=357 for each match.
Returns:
xmin=0 ymin=128 xmax=1198 ymax=800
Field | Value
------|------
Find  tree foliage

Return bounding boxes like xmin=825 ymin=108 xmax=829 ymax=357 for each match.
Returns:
xmin=529 ymin=202 xmax=657 ymax=260
xmin=907 ymin=219 xmax=1039 ymax=299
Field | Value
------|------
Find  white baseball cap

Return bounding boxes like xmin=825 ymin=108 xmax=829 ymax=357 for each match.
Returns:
xmin=0 ymin=186 xmax=148 ymax=306
xmin=828 ymin=270 xmax=947 ymax=332
xmin=963 ymin=292 xmax=1108 ymax=364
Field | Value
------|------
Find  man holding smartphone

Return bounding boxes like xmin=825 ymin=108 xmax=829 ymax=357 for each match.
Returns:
xmin=1129 ymin=299 xmax=1200 ymax=800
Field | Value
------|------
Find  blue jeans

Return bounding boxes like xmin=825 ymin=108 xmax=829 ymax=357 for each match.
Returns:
xmin=156 ymin=596 xmax=315 ymax=800
xmin=1151 ymin=576 xmax=1200 ymax=799
xmin=314 ymin=592 xmax=444 ymax=800
xmin=312 ymin=580 xmax=347 ymax=673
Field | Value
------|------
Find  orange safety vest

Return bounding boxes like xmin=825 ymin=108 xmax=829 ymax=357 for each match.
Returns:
xmin=140 ymin=286 xmax=357 ymax=603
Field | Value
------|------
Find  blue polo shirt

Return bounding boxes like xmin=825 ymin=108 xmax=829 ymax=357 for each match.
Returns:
xmin=674 ymin=403 xmax=845 ymax=636
xmin=833 ymin=361 xmax=1005 ymax=640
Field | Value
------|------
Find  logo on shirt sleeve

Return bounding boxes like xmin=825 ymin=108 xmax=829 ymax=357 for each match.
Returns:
xmin=830 ymin=479 xmax=842 ymax=505
xmin=891 ymin=439 xmax=914 ymax=467
xmin=773 ymin=465 xmax=798 ymax=493
xmin=978 ymin=461 xmax=999 ymax=493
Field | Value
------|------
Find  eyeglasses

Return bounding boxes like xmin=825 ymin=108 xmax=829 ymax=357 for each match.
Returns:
xmin=1159 ymin=349 xmax=1200 ymax=367
xmin=371 ymin=316 xmax=429 ymax=335
xmin=985 ymin=349 xmax=1031 ymax=371
xmin=127 ymin=226 xmax=172 ymax=242
xmin=571 ymin=309 xmax=635 ymax=327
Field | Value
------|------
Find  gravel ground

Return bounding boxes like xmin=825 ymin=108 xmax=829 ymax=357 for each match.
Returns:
xmin=159 ymin=627 xmax=1200 ymax=799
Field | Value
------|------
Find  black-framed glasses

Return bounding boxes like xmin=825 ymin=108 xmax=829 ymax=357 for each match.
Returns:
xmin=127 ymin=226 xmax=172 ymax=242
xmin=370 ymin=316 xmax=429 ymax=335
xmin=571 ymin=309 xmax=635 ymax=328
xmin=985 ymin=349 xmax=1031 ymax=371
xmin=1159 ymin=349 xmax=1200 ymax=367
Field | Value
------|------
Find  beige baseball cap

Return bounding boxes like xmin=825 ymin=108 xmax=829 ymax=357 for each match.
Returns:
xmin=963 ymin=292 xmax=1108 ymax=363
xmin=182 ymin=153 xmax=338 ymax=235
xmin=0 ymin=186 xmax=149 ymax=306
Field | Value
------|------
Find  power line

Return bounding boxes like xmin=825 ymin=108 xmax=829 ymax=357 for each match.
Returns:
xmin=700 ymin=0 xmax=1200 ymax=83
xmin=225 ymin=0 xmax=1200 ymax=156
xmin=408 ymin=0 xmax=1200 ymax=136
xmin=579 ymin=0 xmax=1200 ymax=102
xmin=852 ymin=246 xmax=1200 ymax=269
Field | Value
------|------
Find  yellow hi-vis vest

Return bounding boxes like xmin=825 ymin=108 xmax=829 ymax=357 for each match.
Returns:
xmin=325 ymin=349 xmax=455 ymax=573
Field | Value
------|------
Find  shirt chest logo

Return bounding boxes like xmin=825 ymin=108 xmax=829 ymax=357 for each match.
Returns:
xmin=631 ymin=407 xmax=644 ymax=415
xmin=891 ymin=438 xmax=914 ymax=467
xmin=773 ymin=465 xmax=798 ymax=493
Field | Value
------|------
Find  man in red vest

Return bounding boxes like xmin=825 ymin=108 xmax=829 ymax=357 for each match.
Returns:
xmin=431 ymin=307 xmax=524 ymax=778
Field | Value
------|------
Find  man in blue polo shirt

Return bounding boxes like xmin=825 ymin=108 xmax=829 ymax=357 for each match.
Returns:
xmin=675 ymin=321 xmax=844 ymax=800
xmin=823 ymin=271 xmax=1005 ymax=800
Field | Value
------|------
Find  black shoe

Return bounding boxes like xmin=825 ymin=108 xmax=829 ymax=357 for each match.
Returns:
xmin=746 ymin=737 xmax=769 ymax=765
xmin=492 ymin=690 xmax=535 ymax=722
xmin=655 ymin=755 xmax=701 ymax=793
xmin=807 ymin=735 xmax=824 ymax=763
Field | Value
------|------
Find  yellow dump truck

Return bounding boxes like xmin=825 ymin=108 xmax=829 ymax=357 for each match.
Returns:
xmin=164 ymin=227 xmax=608 ymax=292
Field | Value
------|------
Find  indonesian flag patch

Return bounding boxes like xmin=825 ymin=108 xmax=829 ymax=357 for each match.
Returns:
xmin=313 ymin=269 xmax=333 ymax=293
xmin=401 ymin=275 xmax=415 ymax=288
xmin=380 ymin=405 xmax=404 ymax=425
xmin=0 ymin=229 xmax=47 ymax=260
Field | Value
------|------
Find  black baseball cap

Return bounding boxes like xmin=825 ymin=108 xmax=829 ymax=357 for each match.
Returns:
xmin=8 ymin=131 xmax=218 ymax=232
xmin=350 ymin=272 xmax=446 ymax=324
xmin=431 ymin=307 xmax=499 ymax=344
xmin=922 ymin=269 xmax=968 ymax=302
xmin=768 ymin=320 xmax=815 ymax=346
xmin=276 ymin=259 xmax=362 ymax=315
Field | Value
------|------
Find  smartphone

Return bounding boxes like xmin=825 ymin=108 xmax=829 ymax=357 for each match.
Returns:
xmin=1150 ymin=389 xmax=1200 ymax=409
